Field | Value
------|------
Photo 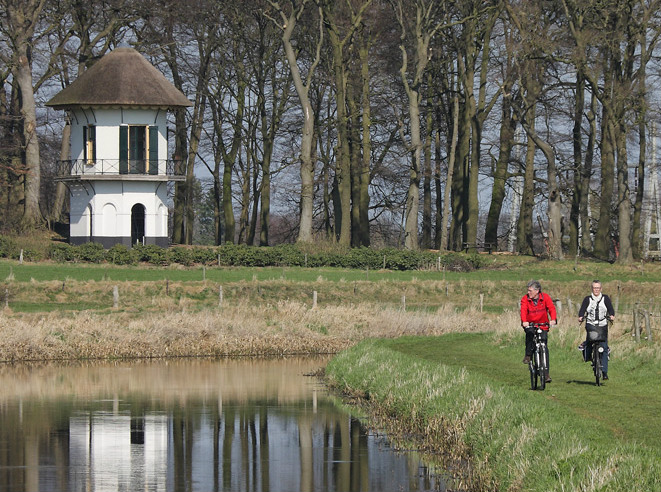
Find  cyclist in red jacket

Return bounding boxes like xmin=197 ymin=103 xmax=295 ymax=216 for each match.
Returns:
xmin=520 ymin=280 xmax=557 ymax=382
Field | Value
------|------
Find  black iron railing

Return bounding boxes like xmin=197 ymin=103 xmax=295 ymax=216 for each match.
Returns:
xmin=56 ymin=159 xmax=185 ymax=177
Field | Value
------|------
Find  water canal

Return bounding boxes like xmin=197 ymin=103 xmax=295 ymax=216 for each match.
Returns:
xmin=0 ymin=357 xmax=446 ymax=491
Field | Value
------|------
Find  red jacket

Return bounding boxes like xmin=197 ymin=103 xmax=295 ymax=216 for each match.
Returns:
xmin=520 ymin=292 xmax=557 ymax=329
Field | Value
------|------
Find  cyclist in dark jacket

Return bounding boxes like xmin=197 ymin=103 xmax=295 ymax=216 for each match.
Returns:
xmin=520 ymin=280 xmax=557 ymax=382
xmin=578 ymin=280 xmax=615 ymax=380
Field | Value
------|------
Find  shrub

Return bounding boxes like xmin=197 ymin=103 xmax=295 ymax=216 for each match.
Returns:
xmin=49 ymin=243 xmax=75 ymax=262
xmin=167 ymin=246 xmax=193 ymax=266
xmin=0 ymin=235 xmax=19 ymax=259
xmin=133 ymin=244 xmax=168 ymax=265
xmin=74 ymin=242 xmax=106 ymax=263
xmin=440 ymin=252 xmax=477 ymax=272
xmin=105 ymin=244 xmax=137 ymax=265
xmin=190 ymin=247 xmax=218 ymax=265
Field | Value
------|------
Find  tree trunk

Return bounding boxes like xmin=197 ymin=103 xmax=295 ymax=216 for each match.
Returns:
xmin=327 ymin=28 xmax=351 ymax=246
xmin=51 ymin=123 xmax=71 ymax=225
xmin=523 ymin=122 xmax=563 ymax=260
xmin=517 ymin=118 xmax=536 ymax=256
xmin=185 ymin=89 xmax=206 ymax=245
xmin=631 ymin=52 xmax=647 ymax=260
xmin=594 ymin=106 xmax=615 ymax=259
xmin=615 ymin=122 xmax=633 ymax=263
xmin=440 ymin=94 xmax=459 ymax=251
xmin=213 ymin=165 xmax=223 ymax=245
xmin=484 ymin=85 xmax=515 ymax=248
xmin=16 ymin=42 xmax=41 ymax=228
xmin=421 ymin=80 xmax=433 ymax=250
xmin=347 ymin=71 xmax=362 ymax=248
xmin=403 ymin=82 xmax=422 ymax=250
xmin=568 ymin=72 xmax=585 ymax=257
xmin=358 ymin=32 xmax=371 ymax=247
xmin=451 ymin=97 xmax=470 ymax=251
xmin=580 ymin=92 xmax=597 ymax=254
xmin=274 ymin=2 xmax=322 ymax=243
xmin=259 ymin=156 xmax=271 ymax=246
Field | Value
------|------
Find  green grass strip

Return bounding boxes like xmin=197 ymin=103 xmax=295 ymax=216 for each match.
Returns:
xmin=326 ymin=335 xmax=661 ymax=492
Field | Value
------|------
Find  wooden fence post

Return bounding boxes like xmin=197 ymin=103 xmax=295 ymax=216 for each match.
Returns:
xmin=219 ymin=285 xmax=223 ymax=307
xmin=4 ymin=287 xmax=8 ymax=309
xmin=555 ymin=299 xmax=562 ymax=321
xmin=615 ymin=282 xmax=621 ymax=314
xmin=401 ymin=295 xmax=406 ymax=311
xmin=312 ymin=290 xmax=317 ymax=309
xmin=480 ymin=293 xmax=484 ymax=313
xmin=644 ymin=309 xmax=652 ymax=341
xmin=633 ymin=303 xmax=640 ymax=342
xmin=113 ymin=286 xmax=119 ymax=308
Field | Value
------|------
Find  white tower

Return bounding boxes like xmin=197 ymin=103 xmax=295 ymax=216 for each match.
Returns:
xmin=47 ymin=48 xmax=191 ymax=247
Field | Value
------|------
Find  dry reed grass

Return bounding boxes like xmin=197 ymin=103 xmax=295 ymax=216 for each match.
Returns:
xmin=2 ymin=273 xmax=659 ymax=362
xmin=0 ymin=300 xmax=506 ymax=362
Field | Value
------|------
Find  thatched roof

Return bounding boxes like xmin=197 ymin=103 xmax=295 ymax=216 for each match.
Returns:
xmin=46 ymin=47 xmax=192 ymax=110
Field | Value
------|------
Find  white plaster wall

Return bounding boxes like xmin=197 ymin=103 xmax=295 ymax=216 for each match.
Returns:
xmin=69 ymin=108 xmax=168 ymax=168
xmin=70 ymin=181 xmax=168 ymax=240
xmin=69 ymin=184 xmax=93 ymax=238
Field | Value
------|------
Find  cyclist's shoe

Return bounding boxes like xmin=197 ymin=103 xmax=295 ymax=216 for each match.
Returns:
xmin=603 ymin=373 xmax=609 ymax=380
xmin=522 ymin=355 xmax=531 ymax=364
xmin=577 ymin=342 xmax=585 ymax=351
xmin=545 ymin=376 xmax=552 ymax=383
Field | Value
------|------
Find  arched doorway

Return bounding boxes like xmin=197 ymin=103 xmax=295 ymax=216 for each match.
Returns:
xmin=131 ymin=204 xmax=146 ymax=246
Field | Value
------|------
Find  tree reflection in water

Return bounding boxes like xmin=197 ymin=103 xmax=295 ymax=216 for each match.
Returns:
xmin=0 ymin=357 xmax=446 ymax=491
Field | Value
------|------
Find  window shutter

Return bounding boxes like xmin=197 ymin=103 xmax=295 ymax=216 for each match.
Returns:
xmin=149 ymin=126 xmax=158 ymax=175
xmin=119 ymin=126 xmax=128 ymax=174
xmin=90 ymin=125 xmax=96 ymax=162
xmin=83 ymin=126 xmax=88 ymax=160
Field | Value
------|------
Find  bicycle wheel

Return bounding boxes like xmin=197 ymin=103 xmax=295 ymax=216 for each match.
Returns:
xmin=529 ymin=351 xmax=538 ymax=390
xmin=539 ymin=348 xmax=547 ymax=391
xmin=593 ymin=345 xmax=602 ymax=386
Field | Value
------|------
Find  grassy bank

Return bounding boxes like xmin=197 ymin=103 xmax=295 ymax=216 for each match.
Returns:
xmin=325 ymin=332 xmax=661 ymax=492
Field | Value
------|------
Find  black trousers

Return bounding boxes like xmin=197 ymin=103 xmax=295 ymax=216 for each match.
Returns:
xmin=525 ymin=329 xmax=549 ymax=369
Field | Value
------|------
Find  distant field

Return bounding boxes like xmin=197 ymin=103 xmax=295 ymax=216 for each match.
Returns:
xmin=3 ymin=254 xmax=661 ymax=283
xmin=1 ymin=255 xmax=659 ymax=362
xmin=2 ymin=256 xmax=661 ymax=316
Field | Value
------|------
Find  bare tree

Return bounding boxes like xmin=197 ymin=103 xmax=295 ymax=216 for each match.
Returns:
xmin=266 ymin=0 xmax=324 ymax=243
xmin=1 ymin=0 xmax=48 ymax=229
xmin=390 ymin=0 xmax=450 ymax=250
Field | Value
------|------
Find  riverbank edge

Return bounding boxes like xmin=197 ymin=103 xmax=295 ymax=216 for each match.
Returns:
xmin=324 ymin=338 xmax=661 ymax=492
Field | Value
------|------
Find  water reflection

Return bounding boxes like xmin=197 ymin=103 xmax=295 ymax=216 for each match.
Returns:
xmin=0 ymin=358 xmax=444 ymax=492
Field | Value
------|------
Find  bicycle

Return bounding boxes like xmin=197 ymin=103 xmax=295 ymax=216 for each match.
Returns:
xmin=528 ymin=323 xmax=550 ymax=390
xmin=583 ymin=323 xmax=609 ymax=386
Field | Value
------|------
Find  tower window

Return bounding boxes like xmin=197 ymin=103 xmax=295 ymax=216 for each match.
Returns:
xmin=83 ymin=125 xmax=96 ymax=164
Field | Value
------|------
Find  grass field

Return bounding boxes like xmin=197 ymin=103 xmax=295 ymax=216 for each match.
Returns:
xmin=326 ymin=334 xmax=661 ymax=492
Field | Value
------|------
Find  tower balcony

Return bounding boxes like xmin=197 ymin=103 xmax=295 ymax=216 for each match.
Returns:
xmin=55 ymin=159 xmax=186 ymax=181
